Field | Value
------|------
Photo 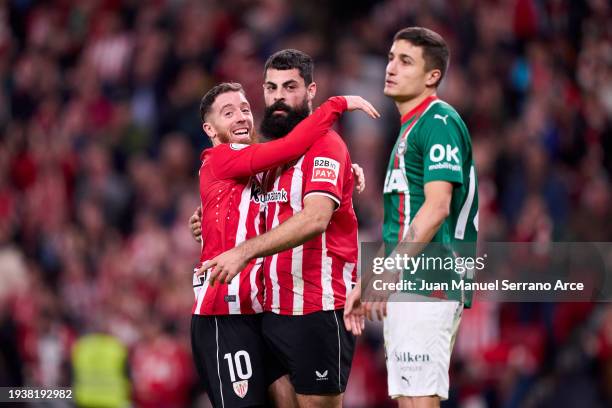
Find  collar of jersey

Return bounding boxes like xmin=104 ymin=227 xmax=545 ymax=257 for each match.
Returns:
xmin=400 ymin=94 xmax=438 ymax=125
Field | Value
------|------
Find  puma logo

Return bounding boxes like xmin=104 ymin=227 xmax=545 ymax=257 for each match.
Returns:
xmin=434 ymin=114 xmax=448 ymax=125
xmin=401 ymin=375 xmax=410 ymax=385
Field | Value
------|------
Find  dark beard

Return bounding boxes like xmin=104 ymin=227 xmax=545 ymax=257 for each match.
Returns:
xmin=260 ymin=99 xmax=310 ymax=140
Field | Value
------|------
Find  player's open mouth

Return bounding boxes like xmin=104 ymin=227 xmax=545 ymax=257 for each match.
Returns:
xmin=273 ymin=110 xmax=288 ymax=115
xmin=385 ymin=80 xmax=396 ymax=86
xmin=232 ymin=128 xmax=250 ymax=137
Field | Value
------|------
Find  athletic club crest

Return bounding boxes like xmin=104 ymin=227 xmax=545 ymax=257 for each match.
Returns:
xmin=233 ymin=380 xmax=249 ymax=398
xmin=396 ymin=140 xmax=407 ymax=156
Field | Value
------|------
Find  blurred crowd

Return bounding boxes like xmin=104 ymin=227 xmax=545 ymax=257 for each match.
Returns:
xmin=0 ymin=0 xmax=611 ymax=407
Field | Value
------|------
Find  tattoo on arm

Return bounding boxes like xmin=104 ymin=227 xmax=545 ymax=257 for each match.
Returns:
xmin=406 ymin=224 xmax=417 ymax=241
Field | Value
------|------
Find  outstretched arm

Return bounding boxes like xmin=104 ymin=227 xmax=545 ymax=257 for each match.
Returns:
xmin=241 ymin=195 xmax=334 ymax=258
xmin=202 ymin=195 xmax=335 ymax=285
xmin=212 ymin=96 xmax=379 ymax=179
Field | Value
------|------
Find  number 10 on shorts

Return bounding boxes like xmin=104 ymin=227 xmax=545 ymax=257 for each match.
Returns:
xmin=223 ymin=350 xmax=253 ymax=382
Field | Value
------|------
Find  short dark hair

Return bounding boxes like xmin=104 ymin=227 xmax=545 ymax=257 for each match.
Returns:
xmin=264 ymin=49 xmax=314 ymax=85
xmin=393 ymin=27 xmax=449 ymax=87
xmin=199 ymin=82 xmax=244 ymax=122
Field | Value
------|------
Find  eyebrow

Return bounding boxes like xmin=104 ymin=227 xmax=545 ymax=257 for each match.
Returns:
xmin=219 ymin=103 xmax=234 ymax=111
xmin=264 ymin=80 xmax=299 ymax=87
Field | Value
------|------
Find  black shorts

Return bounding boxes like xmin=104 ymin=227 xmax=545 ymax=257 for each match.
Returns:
xmin=191 ymin=314 xmax=286 ymax=408
xmin=262 ymin=309 xmax=356 ymax=395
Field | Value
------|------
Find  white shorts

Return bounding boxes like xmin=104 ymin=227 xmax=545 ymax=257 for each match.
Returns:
xmin=383 ymin=295 xmax=463 ymax=400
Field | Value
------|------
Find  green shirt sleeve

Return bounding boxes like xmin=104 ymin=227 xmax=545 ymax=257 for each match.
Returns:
xmin=420 ymin=113 xmax=464 ymax=185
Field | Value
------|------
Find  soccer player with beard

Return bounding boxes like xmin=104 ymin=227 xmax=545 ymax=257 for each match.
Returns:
xmin=192 ymin=81 xmax=377 ymax=408
xmin=203 ymin=50 xmax=363 ymax=408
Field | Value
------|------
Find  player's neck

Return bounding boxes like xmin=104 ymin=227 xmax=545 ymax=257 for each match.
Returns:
xmin=395 ymin=88 xmax=437 ymax=118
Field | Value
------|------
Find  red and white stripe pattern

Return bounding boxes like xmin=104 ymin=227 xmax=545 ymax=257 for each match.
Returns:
xmin=193 ymin=164 xmax=265 ymax=315
xmin=262 ymin=133 xmax=359 ymax=315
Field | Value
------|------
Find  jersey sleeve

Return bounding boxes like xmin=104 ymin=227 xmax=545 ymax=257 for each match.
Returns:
xmin=209 ymin=97 xmax=347 ymax=180
xmin=302 ymin=135 xmax=349 ymax=209
xmin=420 ymin=114 xmax=464 ymax=185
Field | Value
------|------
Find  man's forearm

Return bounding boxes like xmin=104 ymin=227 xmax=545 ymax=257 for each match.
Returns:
xmin=390 ymin=201 xmax=448 ymax=259
xmin=238 ymin=210 xmax=327 ymax=260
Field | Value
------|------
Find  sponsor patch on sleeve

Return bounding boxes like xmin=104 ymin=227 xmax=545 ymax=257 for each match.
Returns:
xmin=311 ymin=157 xmax=340 ymax=185
xmin=230 ymin=143 xmax=248 ymax=151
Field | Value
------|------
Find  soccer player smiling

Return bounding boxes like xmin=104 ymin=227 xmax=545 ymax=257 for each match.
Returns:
xmin=202 ymin=50 xmax=376 ymax=408
xmin=191 ymin=80 xmax=377 ymax=408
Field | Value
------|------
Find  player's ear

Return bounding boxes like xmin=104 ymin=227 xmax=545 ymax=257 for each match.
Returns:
xmin=307 ymin=81 xmax=317 ymax=102
xmin=203 ymin=122 xmax=216 ymax=140
xmin=425 ymin=69 xmax=441 ymax=88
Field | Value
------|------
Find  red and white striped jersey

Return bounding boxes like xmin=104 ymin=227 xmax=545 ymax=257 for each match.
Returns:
xmin=192 ymin=167 xmax=265 ymax=315
xmin=262 ymin=131 xmax=359 ymax=315
xmin=192 ymin=97 xmax=348 ymax=315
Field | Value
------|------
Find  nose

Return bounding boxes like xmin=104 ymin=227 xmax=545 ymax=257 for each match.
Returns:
xmin=273 ymin=87 xmax=286 ymax=102
xmin=386 ymin=61 xmax=396 ymax=77
xmin=235 ymin=109 xmax=247 ymax=123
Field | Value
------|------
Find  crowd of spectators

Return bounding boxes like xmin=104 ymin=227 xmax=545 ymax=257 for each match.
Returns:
xmin=0 ymin=0 xmax=611 ymax=406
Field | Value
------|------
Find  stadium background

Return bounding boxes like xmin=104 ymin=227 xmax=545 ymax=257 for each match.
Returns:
xmin=0 ymin=0 xmax=611 ymax=407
